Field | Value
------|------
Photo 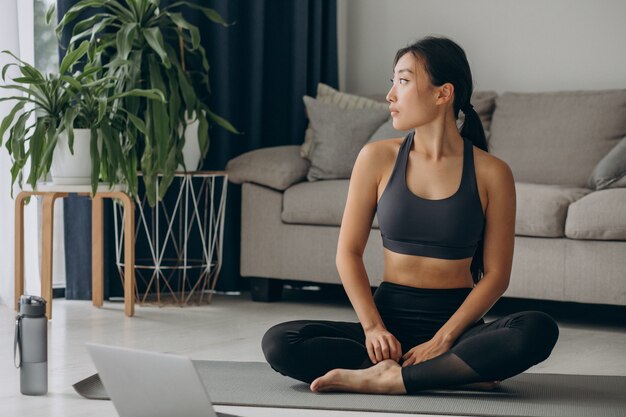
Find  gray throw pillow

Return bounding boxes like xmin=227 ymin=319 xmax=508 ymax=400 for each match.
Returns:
xmin=587 ymin=136 xmax=626 ymax=190
xmin=303 ymin=96 xmax=389 ymax=181
xmin=301 ymin=83 xmax=389 ymax=159
xmin=226 ymin=145 xmax=310 ymax=191
xmin=489 ymin=89 xmax=626 ymax=187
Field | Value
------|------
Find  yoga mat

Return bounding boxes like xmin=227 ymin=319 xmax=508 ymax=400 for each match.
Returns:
xmin=74 ymin=361 xmax=626 ymax=417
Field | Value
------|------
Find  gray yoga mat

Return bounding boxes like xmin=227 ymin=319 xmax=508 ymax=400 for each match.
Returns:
xmin=74 ymin=361 xmax=626 ymax=417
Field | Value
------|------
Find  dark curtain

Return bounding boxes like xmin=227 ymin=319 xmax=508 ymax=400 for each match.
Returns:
xmin=57 ymin=0 xmax=338 ymax=297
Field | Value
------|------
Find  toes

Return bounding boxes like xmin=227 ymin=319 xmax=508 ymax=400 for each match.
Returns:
xmin=310 ymin=380 xmax=319 ymax=392
xmin=310 ymin=371 xmax=336 ymax=392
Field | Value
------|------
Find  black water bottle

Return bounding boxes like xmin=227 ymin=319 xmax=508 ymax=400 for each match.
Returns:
xmin=14 ymin=295 xmax=48 ymax=395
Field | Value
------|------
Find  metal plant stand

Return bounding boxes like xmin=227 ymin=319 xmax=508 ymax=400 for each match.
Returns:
xmin=114 ymin=171 xmax=228 ymax=306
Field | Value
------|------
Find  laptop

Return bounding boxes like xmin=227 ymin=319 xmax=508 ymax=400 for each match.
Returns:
xmin=87 ymin=343 xmax=241 ymax=417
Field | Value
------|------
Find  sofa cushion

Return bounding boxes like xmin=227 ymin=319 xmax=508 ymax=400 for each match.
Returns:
xmin=282 ymin=180 xmax=380 ymax=228
xmin=515 ymin=183 xmax=591 ymax=237
xmin=565 ymin=189 xmax=626 ymax=240
xmin=303 ymin=96 xmax=389 ymax=181
xmin=587 ymin=136 xmax=626 ymax=190
xmin=300 ymin=83 xmax=389 ymax=159
xmin=489 ymin=89 xmax=626 ymax=187
xmin=226 ymin=145 xmax=310 ymax=191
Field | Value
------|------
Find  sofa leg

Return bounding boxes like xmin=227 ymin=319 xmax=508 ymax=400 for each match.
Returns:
xmin=249 ymin=278 xmax=283 ymax=302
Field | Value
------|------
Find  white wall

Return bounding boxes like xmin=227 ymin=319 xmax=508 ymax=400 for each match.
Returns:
xmin=0 ymin=1 xmax=43 ymax=307
xmin=338 ymin=0 xmax=626 ymax=94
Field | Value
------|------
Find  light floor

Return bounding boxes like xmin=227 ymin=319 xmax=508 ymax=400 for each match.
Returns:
xmin=1 ymin=287 xmax=626 ymax=417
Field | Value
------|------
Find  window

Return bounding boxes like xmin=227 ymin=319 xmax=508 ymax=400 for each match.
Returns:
xmin=34 ymin=0 xmax=58 ymax=74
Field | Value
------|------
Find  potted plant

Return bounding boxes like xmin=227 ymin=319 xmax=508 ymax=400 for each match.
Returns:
xmin=0 ymin=41 xmax=165 ymax=196
xmin=61 ymin=49 xmax=166 ymax=196
xmin=56 ymin=0 xmax=240 ymax=206
xmin=0 ymin=42 xmax=89 ymax=194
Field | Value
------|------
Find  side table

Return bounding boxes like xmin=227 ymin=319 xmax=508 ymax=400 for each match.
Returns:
xmin=114 ymin=171 xmax=228 ymax=306
xmin=14 ymin=183 xmax=135 ymax=319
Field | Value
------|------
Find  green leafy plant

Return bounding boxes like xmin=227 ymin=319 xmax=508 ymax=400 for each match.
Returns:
xmin=0 ymin=40 xmax=165 ymax=196
xmin=56 ymin=0 xmax=240 ymax=206
xmin=63 ymin=53 xmax=165 ymax=196
xmin=0 ymin=42 xmax=89 ymax=194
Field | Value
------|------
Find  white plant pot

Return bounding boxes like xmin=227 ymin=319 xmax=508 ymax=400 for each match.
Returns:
xmin=50 ymin=128 xmax=92 ymax=185
xmin=178 ymin=116 xmax=201 ymax=172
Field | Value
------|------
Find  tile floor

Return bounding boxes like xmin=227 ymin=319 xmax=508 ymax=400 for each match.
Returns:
xmin=1 ymin=285 xmax=625 ymax=417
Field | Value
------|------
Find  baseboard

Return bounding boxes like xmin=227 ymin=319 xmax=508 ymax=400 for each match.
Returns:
xmin=52 ymin=287 xmax=65 ymax=299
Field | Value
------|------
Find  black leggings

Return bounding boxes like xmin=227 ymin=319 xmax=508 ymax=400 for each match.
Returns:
xmin=262 ymin=281 xmax=559 ymax=393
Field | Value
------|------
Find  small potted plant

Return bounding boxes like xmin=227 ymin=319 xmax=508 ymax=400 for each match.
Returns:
xmin=56 ymin=0 xmax=241 ymax=206
xmin=0 ymin=41 xmax=165 ymax=196
xmin=0 ymin=42 xmax=89 ymax=194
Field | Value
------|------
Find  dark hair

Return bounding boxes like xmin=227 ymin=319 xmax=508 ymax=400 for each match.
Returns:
xmin=393 ymin=35 xmax=488 ymax=285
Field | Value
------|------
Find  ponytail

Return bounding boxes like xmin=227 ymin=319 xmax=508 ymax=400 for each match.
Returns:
xmin=460 ymin=104 xmax=488 ymax=153
xmin=460 ymin=103 xmax=488 ymax=285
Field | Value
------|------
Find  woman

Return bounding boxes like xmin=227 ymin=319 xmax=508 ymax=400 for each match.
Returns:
xmin=262 ymin=36 xmax=559 ymax=395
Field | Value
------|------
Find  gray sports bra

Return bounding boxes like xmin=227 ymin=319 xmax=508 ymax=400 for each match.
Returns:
xmin=376 ymin=131 xmax=485 ymax=260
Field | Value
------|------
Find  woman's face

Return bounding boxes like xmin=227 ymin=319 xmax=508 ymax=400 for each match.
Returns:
xmin=386 ymin=52 xmax=441 ymax=131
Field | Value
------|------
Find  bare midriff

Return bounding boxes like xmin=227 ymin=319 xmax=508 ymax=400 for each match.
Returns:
xmin=382 ymin=249 xmax=475 ymax=289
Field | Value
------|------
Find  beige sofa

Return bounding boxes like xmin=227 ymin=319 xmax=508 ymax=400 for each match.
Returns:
xmin=227 ymin=89 xmax=626 ymax=306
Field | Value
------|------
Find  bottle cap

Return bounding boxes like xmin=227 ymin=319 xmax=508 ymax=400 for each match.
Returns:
xmin=19 ymin=296 xmax=46 ymax=317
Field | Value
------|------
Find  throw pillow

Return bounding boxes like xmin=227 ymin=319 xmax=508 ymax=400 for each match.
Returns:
xmin=300 ymin=83 xmax=389 ymax=159
xmin=587 ymin=136 xmax=626 ymax=190
xmin=489 ymin=89 xmax=626 ymax=187
xmin=226 ymin=145 xmax=310 ymax=191
xmin=303 ymin=96 xmax=389 ymax=181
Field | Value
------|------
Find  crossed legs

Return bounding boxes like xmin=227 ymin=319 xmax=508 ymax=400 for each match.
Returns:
xmin=262 ymin=311 xmax=559 ymax=394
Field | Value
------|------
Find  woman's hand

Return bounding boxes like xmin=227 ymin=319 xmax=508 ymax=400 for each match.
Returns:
xmin=364 ymin=326 xmax=402 ymax=364
xmin=401 ymin=335 xmax=454 ymax=367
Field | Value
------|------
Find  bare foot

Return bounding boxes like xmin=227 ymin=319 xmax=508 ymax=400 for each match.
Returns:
xmin=452 ymin=380 xmax=501 ymax=391
xmin=310 ymin=359 xmax=407 ymax=394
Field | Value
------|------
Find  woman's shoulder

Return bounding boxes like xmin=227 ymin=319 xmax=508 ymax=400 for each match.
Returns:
xmin=352 ymin=137 xmax=404 ymax=184
xmin=473 ymin=146 xmax=513 ymax=176
xmin=472 ymin=145 xmax=515 ymax=193
xmin=358 ymin=137 xmax=404 ymax=165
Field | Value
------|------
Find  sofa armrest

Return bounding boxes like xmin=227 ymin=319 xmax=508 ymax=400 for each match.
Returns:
xmin=226 ymin=145 xmax=311 ymax=191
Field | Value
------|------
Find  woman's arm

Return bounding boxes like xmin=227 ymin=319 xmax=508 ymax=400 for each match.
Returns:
xmin=337 ymin=142 xmax=401 ymax=362
xmin=435 ymin=157 xmax=516 ymax=344
xmin=401 ymin=156 xmax=516 ymax=366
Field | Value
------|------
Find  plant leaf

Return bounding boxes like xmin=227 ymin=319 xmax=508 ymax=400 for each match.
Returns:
xmin=59 ymin=41 xmax=89 ymax=75
xmin=142 ymin=27 xmax=171 ymax=68
xmin=62 ymin=107 xmax=78 ymax=150
xmin=90 ymin=128 xmax=100 ymax=196
xmin=164 ymin=2 xmax=230 ymax=27
xmin=116 ymin=22 xmax=138 ymax=61
xmin=57 ymin=0 xmax=109 ymax=39
xmin=0 ymin=101 xmax=26 ymax=147
xmin=175 ymin=63 xmax=196 ymax=113
xmin=72 ymin=13 xmax=109 ymax=36
xmin=27 ymin=122 xmax=46 ymax=187
xmin=158 ymin=146 xmax=177 ymax=200
xmin=122 ymin=109 xmax=148 ymax=136
xmin=147 ymin=56 xmax=171 ymax=171
xmin=97 ymin=96 xmax=107 ymax=125
xmin=108 ymin=88 xmax=165 ymax=102
xmin=165 ymin=12 xmax=200 ymax=50
xmin=205 ymin=107 xmax=239 ymax=134
xmin=45 ymin=3 xmax=56 ymax=25
xmin=59 ymin=75 xmax=82 ymax=90
xmin=197 ymin=110 xmax=209 ymax=159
